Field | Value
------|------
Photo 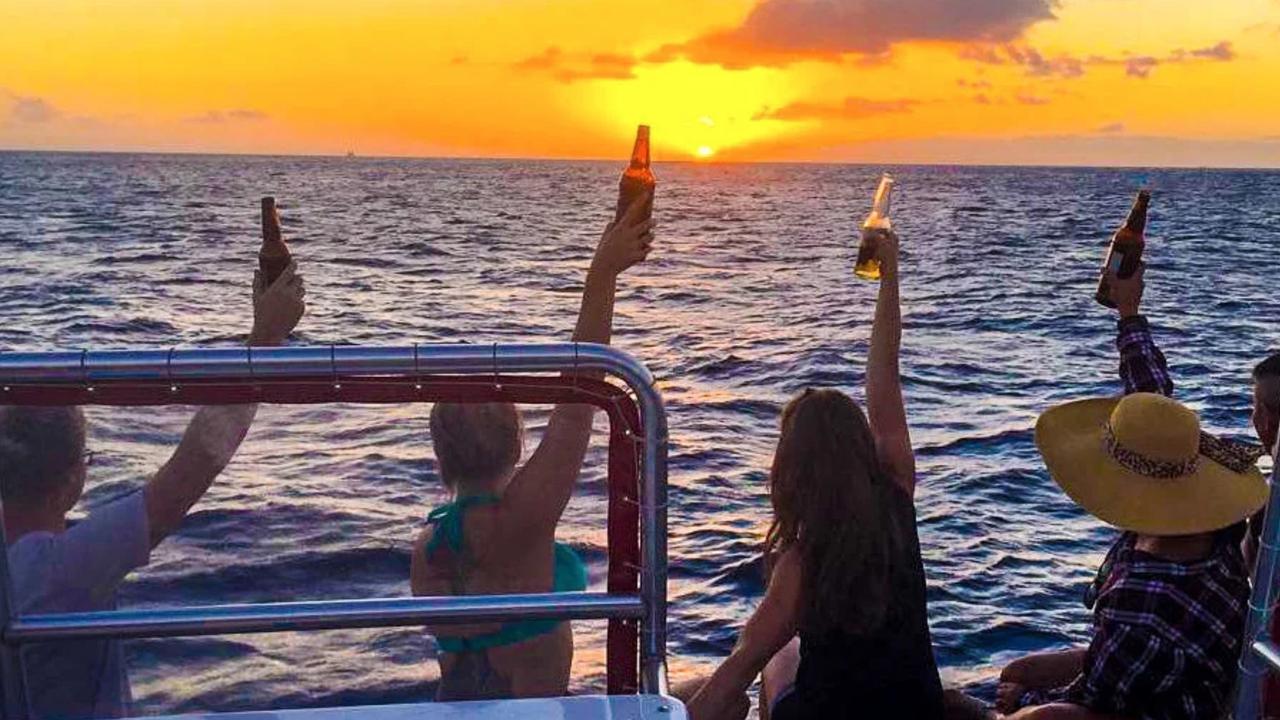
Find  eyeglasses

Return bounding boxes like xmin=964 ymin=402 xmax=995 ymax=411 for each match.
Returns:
xmin=83 ymin=450 xmax=96 ymax=467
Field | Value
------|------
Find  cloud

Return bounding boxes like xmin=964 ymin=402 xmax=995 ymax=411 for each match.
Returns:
xmin=755 ymin=96 xmax=919 ymax=121
xmin=512 ymin=47 xmax=637 ymax=82
xmin=957 ymin=78 xmax=994 ymax=90
xmin=1188 ymin=41 xmax=1236 ymax=61
xmin=1 ymin=89 xmax=111 ymax=130
xmin=1012 ymin=46 xmax=1084 ymax=77
xmin=1097 ymin=122 xmax=1126 ymax=134
xmin=1124 ymin=56 xmax=1159 ymax=78
xmin=961 ymin=44 xmax=1084 ymax=78
xmin=1015 ymin=92 xmax=1049 ymax=105
xmin=187 ymin=108 xmax=268 ymax=124
xmin=514 ymin=47 xmax=562 ymax=71
xmin=649 ymin=0 xmax=1057 ymax=69
xmin=8 ymin=95 xmax=59 ymax=124
xmin=961 ymin=39 xmax=1235 ymax=79
xmin=1244 ymin=22 xmax=1280 ymax=38
xmin=644 ymin=34 xmax=845 ymax=70
xmin=573 ymin=53 xmax=638 ymax=80
xmin=1114 ymin=42 xmax=1236 ymax=78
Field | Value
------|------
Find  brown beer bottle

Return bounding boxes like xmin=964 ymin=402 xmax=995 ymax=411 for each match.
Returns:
xmin=854 ymin=174 xmax=895 ymax=281
xmin=1095 ymin=190 xmax=1150 ymax=307
xmin=259 ymin=196 xmax=292 ymax=287
xmin=615 ymin=125 xmax=655 ymax=224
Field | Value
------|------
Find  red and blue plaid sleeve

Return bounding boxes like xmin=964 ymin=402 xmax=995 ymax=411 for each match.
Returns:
xmin=1117 ymin=315 xmax=1174 ymax=397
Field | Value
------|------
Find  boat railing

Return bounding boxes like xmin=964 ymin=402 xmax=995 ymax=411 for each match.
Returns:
xmin=0 ymin=343 xmax=670 ymax=720
xmin=1234 ymin=435 xmax=1280 ymax=719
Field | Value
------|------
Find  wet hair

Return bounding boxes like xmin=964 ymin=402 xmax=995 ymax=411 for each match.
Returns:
xmin=763 ymin=388 xmax=909 ymax=637
xmin=428 ymin=402 xmax=523 ymax=489
xmin=0 ymin=406 xmax=86 ymax=504
xmin=1255 ymin=353 xmax=1280 ymax=416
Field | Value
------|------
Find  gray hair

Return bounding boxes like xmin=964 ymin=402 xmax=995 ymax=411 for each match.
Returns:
xmin=0 ymin=406 xmax=86 ymax=504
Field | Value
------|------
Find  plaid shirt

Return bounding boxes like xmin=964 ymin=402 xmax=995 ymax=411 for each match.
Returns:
xmin=1027 ymin=536 xmax=1251 ymax=719
xmin=1021 ymin=315 xmax=1251 ymax=719
xmin=1118 ymin=315 xmax=1175 ymax=397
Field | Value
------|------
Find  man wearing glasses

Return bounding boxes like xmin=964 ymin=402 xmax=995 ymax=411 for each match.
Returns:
xmin=0 ymin=263 xmax=305 ymax=719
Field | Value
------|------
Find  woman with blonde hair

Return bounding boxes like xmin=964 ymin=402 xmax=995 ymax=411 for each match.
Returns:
xmin=410 ymin=195 xmax=653 ymax=701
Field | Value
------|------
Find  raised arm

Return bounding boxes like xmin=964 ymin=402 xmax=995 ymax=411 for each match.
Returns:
xmin=687 ymin=549 xmax=802 ymax=720
xmin=1108 ymin=265 xmax=1173 ymax=398
xmin=499 ymin=194 xmax=654 ymax=537
xmin=865 ymin=230 xmax=916 ymax=496
xmin=143 ymin=263 xmax=305 ymax=547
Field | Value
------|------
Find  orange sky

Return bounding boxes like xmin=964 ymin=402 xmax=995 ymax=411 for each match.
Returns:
xmin=2 ymin=0 xmax=1278 ymax=166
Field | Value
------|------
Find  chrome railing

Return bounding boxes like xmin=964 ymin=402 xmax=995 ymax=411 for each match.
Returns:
xmin=0 ymin=343 xmax=670 ymax=718
xmin=6 ymin=593 xmax=646 ymax=642
xmin=1234 ymin=435 xmax=1280 ymax=720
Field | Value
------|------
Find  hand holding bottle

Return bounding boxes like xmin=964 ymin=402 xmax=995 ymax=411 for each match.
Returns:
xmin=855 ymin=174 xmax=895 ymax=281
xmin=1107 ymin=262 xmax=1145 ymax=319
xmin=259 ymin=197 xmax=293 ymax=287
xmin=862 ymin=228 xmax=899 ymax=279
xmin=586 ymin=192 xmax=650 ymax=279
xmin=250 ymin=260 xmax=306 ymax=346
xmin=592 ymin=192 xmax=655 ymax=279
xmin=615 ymin=125 xmax=656 ymax=224
xmin=1094 ymin=190 xmax=1150 ymax=307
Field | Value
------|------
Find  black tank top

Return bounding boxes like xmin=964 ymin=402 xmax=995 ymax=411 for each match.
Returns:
xmin=773 ymin=486 xmax=944 ymax=719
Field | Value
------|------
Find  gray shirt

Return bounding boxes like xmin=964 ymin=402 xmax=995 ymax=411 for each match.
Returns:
xmin=7 ymin=491 xmax=150 ymax=719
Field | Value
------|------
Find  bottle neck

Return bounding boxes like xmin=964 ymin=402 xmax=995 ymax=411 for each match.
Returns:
xmin=630 ymin=127 xmax=650 ymax=170
xmin=1123 ymin=194 xmax=1150 ymax=235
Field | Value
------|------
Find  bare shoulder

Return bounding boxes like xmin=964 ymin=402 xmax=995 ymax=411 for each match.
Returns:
xmin=412 ymin=525 xmax=433 ymax=558
xmin=769 ymin=548 xmax=803 ymax=595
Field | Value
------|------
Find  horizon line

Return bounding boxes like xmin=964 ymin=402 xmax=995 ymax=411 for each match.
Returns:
xmin=1 ymin=146 xmax=1277 ymax=172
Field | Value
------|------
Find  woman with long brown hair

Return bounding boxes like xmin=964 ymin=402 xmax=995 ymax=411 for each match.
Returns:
xmin=686 ymin=229 xmax=944 ymax=719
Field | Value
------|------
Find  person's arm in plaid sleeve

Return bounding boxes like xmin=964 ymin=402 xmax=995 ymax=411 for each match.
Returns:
xmin=1006 ymin=621 xmax=1181 ymax=719
xmin=1108 ymin=265 xmax=1174 ymax=397
xmin=1060 ymin=622 xmax=1183 ymax=718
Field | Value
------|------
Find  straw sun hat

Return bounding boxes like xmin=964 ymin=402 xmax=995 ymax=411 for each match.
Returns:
xmin=1035 ymin=392 xmax=1268 ymax=536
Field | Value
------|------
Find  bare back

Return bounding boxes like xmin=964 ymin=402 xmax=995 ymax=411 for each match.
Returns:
xmin=410 ymin=504 xmax=573 ymax=698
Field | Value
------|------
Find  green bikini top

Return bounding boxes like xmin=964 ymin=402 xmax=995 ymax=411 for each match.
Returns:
xmin=424 ymin=494 xmax=588 ymax=653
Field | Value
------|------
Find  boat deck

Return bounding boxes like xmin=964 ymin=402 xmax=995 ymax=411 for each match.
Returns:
xmin=145 ymin=696 xmax=687 ymax=720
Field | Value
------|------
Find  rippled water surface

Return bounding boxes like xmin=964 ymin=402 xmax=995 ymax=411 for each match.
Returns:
xmin=1 ymin=152 xmax=1278 ymax=714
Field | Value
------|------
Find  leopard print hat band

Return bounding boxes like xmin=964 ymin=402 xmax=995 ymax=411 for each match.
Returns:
xmin=1103 ymin=424 xmax=1265 ymax=479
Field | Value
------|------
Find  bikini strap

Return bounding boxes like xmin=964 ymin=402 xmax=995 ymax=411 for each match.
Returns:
xmin=424 ymin=494 xmax=500 ymax=556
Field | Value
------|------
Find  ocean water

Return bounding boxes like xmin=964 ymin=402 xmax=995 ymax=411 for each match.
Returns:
xmin=0 ymin=152 xmax=1278 ymax=714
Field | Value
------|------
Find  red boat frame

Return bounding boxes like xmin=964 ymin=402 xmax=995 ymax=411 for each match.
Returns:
xmin=0 ymin=373 xmax=644 ymax=695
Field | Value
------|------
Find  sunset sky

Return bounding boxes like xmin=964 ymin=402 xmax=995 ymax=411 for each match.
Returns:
xmin=2 ymin=0 xmax=1279 ymax=166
